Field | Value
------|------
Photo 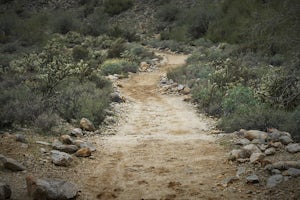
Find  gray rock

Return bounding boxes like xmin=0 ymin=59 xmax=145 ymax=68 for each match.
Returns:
xmin=80 ymin=118 xmax=96 ymax=132
xmin=251 ymin=139 xmax=265 ymax=144
xmin=177 ymin=84 xmax=185 ymax=91
xmin=271 ymin=142 xmax=284 ymax=149
xmin=0 ymin=182 xmax=11 ymax=200
xmin=221 ymin=176 xmax=239 ymax=187
xmin=242 ymin=144 xmax=262 ymax=154
xmin=265 ymin=147 xmax=276 ymax=156
xmin=286 ymin=143 xmax=300 ymax=153
xmin=51 ymin=150 xmax=73 ymax=167
xmin=250 ymin=153 xmax=265 ymax=163
xmin=272 ymin=161 xmax=300 ymax=170
xmin=0 ymin=155 xmax=26 ymax=171
xmin=26 ymin=176 xmax=79 ymax=200
xmin=70 ymin=128 xmax=83 ymax=137
xmin=110 ymin=92 xmax=124 ymax=103
xmin=40 ymin=148 xmax=47 ymax=154
xmin=272 ymin=169 xmax=282 ymax=174
xmin=160 ymin=77 xmax=168 ymax=84
xmin=279 ymin=135 xmax=293 ymax=145
xmin=257 ymin=144 xmax=268 ymax=151
xmin=235 ymin=138 xmax=250 ymax=146
xmin=283 ymin=168 xmax=300 ymax=177
xmin=268 ymin=131 xmax=282 ymax=141
xmin=15 ymin=134 xmax=27 ymax=143
xmin=266 ymin=175 xmax=283 ymax=188
xmin=246 ymin=174 xmax=259 ymax=184
xmin=53 ymin=139 xmax=78 ymax=154
xmin=228 ymin=149 xmax=251 ymax=161
xmin=236 ymin=167 xmax=245 ymax=178
xmin=79 ymin=142 xmax=96 ymax=152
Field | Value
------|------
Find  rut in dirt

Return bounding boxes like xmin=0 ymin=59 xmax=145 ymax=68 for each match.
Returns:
xmin=74 ymin=52 xmax=242 ymax=200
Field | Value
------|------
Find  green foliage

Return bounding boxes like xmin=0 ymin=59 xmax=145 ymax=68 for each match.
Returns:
xmin=34 ymin=112 xmax=61 ymax=132
xmin=81 ymin=7 xmax=109 ymax=36
xmin=146 ymin=39 xmax=191 ymax=53
xmin=103 ymin=0 xmax=133 ymax=16
xmin=157 ymin=3 xmax=180 ymax=22
xmin=72 ymin=46 xmax=89 ymax=61
xmin=121 ymin=43 xmax=155 ymax=63
xmin=107 ymin=38 xmax=126 ymax=58
xmin=51 ymin=11 xmax=79 ymax=34
xmin=108 ymin=25 xmax=139 ymax=42
xmin=100 ymin=59 xmax=138 ymax=75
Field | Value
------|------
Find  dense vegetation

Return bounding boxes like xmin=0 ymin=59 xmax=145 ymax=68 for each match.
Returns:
xmin=0 ymin=0 xmax=299 ymax=138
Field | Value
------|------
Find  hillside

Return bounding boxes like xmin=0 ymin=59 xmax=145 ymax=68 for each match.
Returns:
xmin=0 ymin=0 xmax=300 ymax=199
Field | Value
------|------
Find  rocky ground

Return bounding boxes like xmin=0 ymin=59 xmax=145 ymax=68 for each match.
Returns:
xmin=0 ymin=51 xmax=300 ymax=200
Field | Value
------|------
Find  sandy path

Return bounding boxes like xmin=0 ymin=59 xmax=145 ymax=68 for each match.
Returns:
xmin=73 ymin=52 xmax=250 ymax=199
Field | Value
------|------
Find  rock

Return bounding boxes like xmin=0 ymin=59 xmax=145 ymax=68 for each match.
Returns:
xmin=271 ymin=141 xmax=284 ymax=149
xmin=80 ymin=118 xmax=96 ymax=132
xmin=266 ymin=175 xmax=284 ymax=188
xmin=272 ymin=169 xmax=282 ymax=174
xmin=60 ymin=135 xmax=73 ymax=145
xmin=240 ymin=129 xmax=268 ymax=141
xmin=0 ymin=182 xmax=11 ymax=200
xmin=236 ymin=167 xmax=245 ymax=178
xmin=103 ymin=116 xmax=116 ymax=125
xmin=40 ymin=148 xmax=47 ymax=154
xmin=53 ymin=145 xmax=78 ymax=154
xmin=183 ymin=95 xmax=192 ymax=102
xmin=160 ymin=77 xmax=168 ymax=84
xmin=75 ymin=148 xmax=91 ymax=157
xmin=279 ymin=135 xmax=293 ymax=145
xmin=251 ymin=139 xmax=265 ymax=144
xmin=265 ymin=147 xmax=276 ymax=155
xmin=268 ymin=131 xmax=282 ymax=141
xmin=272 ymin=161 xmax=300 ymax=170
xmin=286 ymin=143 xmax=300 ymax=153
xmin=257 ymin=144 xmax=268 ymax=151
xmin=70 ymin=128 xmax=83 ymax=137
xmin=246 ymin=174 xmax=259 ymax=184
xmin=36 ymin=141 xmax=51 ymax=146
xmin=177 ymin=84 xmax=185 ymax=91
xmin=250 ymin=153 xmax=265 ymax=163
xmin=228 ymin=149 xmax=251 ymax=161
xmin=26 ymin=176 xmax=79 ymax=200
xmin=221 ymin=176 xmax=239 ymax=187
xmin=235 ymin=138 xmax=250 ymax=146
xmin=242 ymin=144 xmax=262 ymax=154
xmin=51 ymin=150 xmax=73 ymax=167
xmin=15 ymin=134 xmax=27 ymax=143
xmin=79 ymin=142 xmax=96 ymax=152
xmin=0 ymin=155 xmax=26 ymax=171
xmin=182 ymin=87 xmax=191 ymax=95
xmin=110 ymin=92 xmax=124 ymax=103
xmin=283 ymin=168 xmax=300 ymax=177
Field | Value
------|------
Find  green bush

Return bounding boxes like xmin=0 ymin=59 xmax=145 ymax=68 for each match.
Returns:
xmin=157 ymin=3 xmax=180 ymax=22
xmin=101 ymin=59 xmax=138 ymax=75
xmin=121 ymin=43 xmax=155 ymax=63
xmin=108 ymin=25 xmax=139 ymax=42
xmin=81 ymin=7 xmax=109 ymax=36
xmin=51 ymin=11 xmax=79 ymax=34
xmin=103 ymin=0 xmax=133 ymax=16
xmin=107 ymin=38 xmax=126 ymax=58
xmin=72 ymin=45 xmax=89 ymax=61
xmin=34 ymin=112 xmax=61 ymax=132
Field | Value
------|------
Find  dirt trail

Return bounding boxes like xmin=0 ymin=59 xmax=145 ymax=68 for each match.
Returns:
xmin=74 ymin=52 xmax=252 ymax=199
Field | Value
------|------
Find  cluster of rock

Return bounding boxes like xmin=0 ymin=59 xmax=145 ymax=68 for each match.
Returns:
xmin=159 ymin=74 xmax=191 ymax=100
xmin=226 ymin=128 xmax=300 ymax=188
xmin=139 ymin=58 xmax=161 ymax=72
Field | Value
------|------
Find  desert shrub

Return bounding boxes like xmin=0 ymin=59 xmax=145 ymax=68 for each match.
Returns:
xmin=191 ymin=38 xmax=213 ymax=48
xmin=146 ymin=39 xmax=191 ymax=53
xmin=1 ymin=42 xmax=18 ymax=53
xmin=51 ymin=11 xmax=79 ymax=34
xmin=101 ymin=59 xmax=138 ymax=75
xmin=108 ymin=25 xmax=139 ymax=42
xmin=161 ymin=26 xmax=190 ymax=42
xmin=121 ymin=43 xmax=155 ymax=63
xmin=0 ymin=11 xmax=18 ymax=43
xmin=81 ymin=7 xmax=109 ymax=36
xmin=72 ymin=45 xmax=89 ymax=61
xmin=34 ymin=112 xmax=61 ymax=132
xmin=107 ymin=38 xmax=126 ymax=58
xmin=269 ymin=54 xmax=285 ymax=66
xmin=103 ymin=0 xmax=133 ymax=16
xmin=157 ymin=3 xmax=180 ymax=22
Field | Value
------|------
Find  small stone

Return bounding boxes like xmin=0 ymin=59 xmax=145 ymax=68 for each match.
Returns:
xmin=55 ymin=145 xmax=78 ymax=154
xmin=80 ymin=118 xmax=96 ymax=132
xmin=266 ymin=175 xmax=283 ymax=188
xmin=26 ymin=176 xmax=79 ymax=200
xmin=272 ymin=161 xmax=300 ymax=170
xmin=51 ymin=150 xmax=73 ymax=167
xmin=177 ymin=84 xmax=184 ymax=91
xmin=271 ymin=142 xmax=284 ymax=149
xmin=40 ymin=148 xmax=47 ymax=154
xmin=272 ymin=169 xmax=282 ymax=174
xmin=246 ymin=174 xmax=259 ymax=184
xmin=110 ymin=92 xmax=124 ymax=103
xmin=279 ymin=135 xmax=293 ymax=145
xmin=283 ymin=168 xmax=300 ymax=177
xmin=182 ymin=87 xmax=191 ymax=95
xmin=221 ymin=176 xmax=239 ymax=187
xmin=265 ymin=147 xmax=276 ymax=156
xmin=15 ymin=134 xmax=27 ymax=143
xmin=286 ymin=143 xmax=300 ymax=153
xmin=235 ymin=138 xmax=250 ymax=146
xmin=0 ymin=182 xmax=11 ymax=200
xmin=0 ymin=155 xmax=26 ymax=171
xmin=75 ymin=148 xmax=92 ymax=157
xmin=79 ymin=142 xmax=96 ymax=152
xmin=70 ymin=128 xmax=83 ymax=137
xmin=242 ymin=144 xmax=261 ymax=154
xmin=228 ymin=149 xmax=251 ymax=161
xmin=236 ymin=167 xmax=245 ymax=178
xmin=60 ymin=135 xmax=73 ymax=145
xmin=250 ymin=153 xmax=265 ymax=163
xmin=251 ymin=139 xmax=265 ymax=144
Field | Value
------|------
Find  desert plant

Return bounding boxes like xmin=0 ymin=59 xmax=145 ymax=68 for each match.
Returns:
xmin=100 ymin=58 xmax=137 ymax=75
xmin=72 ymin=45 xmax=89 ymax=61
xmin=103 ymin=0 xmax=133 ymax=16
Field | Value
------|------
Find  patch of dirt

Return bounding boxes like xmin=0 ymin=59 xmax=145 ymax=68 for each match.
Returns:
xmin=1 ymin=51 xmax=299 ymax=200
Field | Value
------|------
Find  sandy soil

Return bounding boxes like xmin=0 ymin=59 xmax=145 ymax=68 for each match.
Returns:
xmin=1 ymin=51 xmax=299 ymax=200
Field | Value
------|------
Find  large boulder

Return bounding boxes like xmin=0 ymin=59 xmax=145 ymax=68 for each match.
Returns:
xmin=279 ymin=135 xmax=293 ymax=145
xmin=75 ymin=148 xmax=91 ymax=157
xmin=60 ymin=135 xmax=73 ymax=145
xmin=52 ymin=139 xmax=78 ymax=154
xmin=51 ymin=150 xmax=73 ymax=167
xmin=242 ymin=144 xmax=262 ymax=154
xmin=240 ymin=129 xmax=268 ymax=141
xmin=0 ymin=182 xmax=11 ymax=200
xmin=286 ymin=143 xmax=300 ymax=153
xmin=228 ymin=149 xmax=251 ymax=161
xmin=80 ymin=118 xmax=96 ymax=132
xmin=70 ymin=128 xmax=83 ymax=137
xmin=26 ymin=176 xmax=79 ymax=200
xmin=0 ymin=154 xmax=26 ymax=171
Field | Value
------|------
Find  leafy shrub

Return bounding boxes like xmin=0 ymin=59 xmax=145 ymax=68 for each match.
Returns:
xmin=146 ymin=39 xmax=191 ymax=53
xmin=157 ymin=4 xmax=180 ymax=22
xmin=51 ymin=11 xmax=79 ymax=34
xmin=72 ymin=45 xmax=89 ymax=61
xmin=269 ymin=54 xmax=285 ymax=66
xmin=107 ymin=38 xmax=126 ymax=58
xmin=108 ymin=25 xmax=139 ymax=42
xmin=35 ymin=112 xmax=61 ymax=132
xmin=121 ymin=43 xmax=155 ymax=63
xmin=103 ymin=0 xmax=133 ymax=16
xmin=81 ymin=7 xmax=109 ymax=36
xmin=101 ymin=59 xmax=138 ymax=75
